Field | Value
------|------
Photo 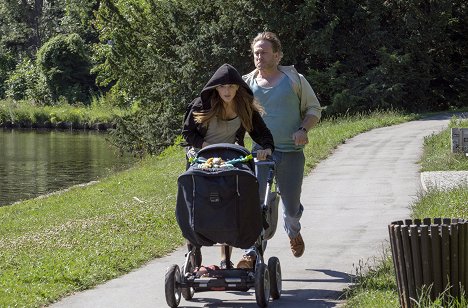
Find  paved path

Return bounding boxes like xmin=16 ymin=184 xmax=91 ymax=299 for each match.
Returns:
xmin=51 ymin=115 xmax=453 ymax=308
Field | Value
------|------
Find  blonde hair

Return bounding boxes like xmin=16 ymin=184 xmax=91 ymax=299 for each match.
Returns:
xmin=194 ymin=87 xmax=264 ymax=132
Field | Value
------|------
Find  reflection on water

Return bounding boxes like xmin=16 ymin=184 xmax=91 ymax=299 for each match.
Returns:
xmin=0 ymin=129 xmax=136 ymax=206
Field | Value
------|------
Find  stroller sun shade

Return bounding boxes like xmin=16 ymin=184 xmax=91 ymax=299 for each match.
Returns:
xmin=176 ymin=144 xmax=262 ymax=249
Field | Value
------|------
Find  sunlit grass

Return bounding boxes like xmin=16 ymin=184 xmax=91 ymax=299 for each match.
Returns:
xmin=0 ymin=143 xmax=187 ymax=307
xmin=0 ymin=99 xmax=130 ymax=128
xmin=344 ymin=251 xmax=399 ymax=308
xmin=411 ymin=186 xmax=468 ymax=220
xmin=420 ymin=116 xmax=468 ymax=171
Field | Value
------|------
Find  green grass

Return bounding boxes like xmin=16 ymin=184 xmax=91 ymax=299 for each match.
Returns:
xmin=420 ymin=116 xmax=468 ymax=172
xmin=0 ymin=110 xmax=415 ymax=307
xmin=0 ymin=144 xmax=187 ymax=306
xmin=345 ymin=252 xmax=399 ymax=308
xmin=0 ymin=99 xmax=130 ymax=128
xmin=345 ymin=114 xmax=468 ymax=308
xmin=411 ymin=186 xmax=468 ymax=219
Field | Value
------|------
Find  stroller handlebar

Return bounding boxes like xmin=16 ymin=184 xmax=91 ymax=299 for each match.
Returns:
xmin=251 ymin=151 xmax=275 ymax=167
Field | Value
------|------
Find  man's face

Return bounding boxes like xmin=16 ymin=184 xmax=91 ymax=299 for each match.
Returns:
xmin=253 ymin=40 xmax=280 ymax=71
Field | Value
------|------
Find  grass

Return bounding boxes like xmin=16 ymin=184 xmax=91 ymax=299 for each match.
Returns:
xmin=420 ymin=116 xmax=468 ymax=172
xmin=0 ymin=99 xmax=131 ymax=129
xmin=0 ymin=144 xmax=187 ymax=306
xmin=0 ymin=110 xmax=415 ymax=307
xmin=345 ymin=114 xmax=468 ymax=308
xmin=344 ymin=250 xmax=399 ymax=308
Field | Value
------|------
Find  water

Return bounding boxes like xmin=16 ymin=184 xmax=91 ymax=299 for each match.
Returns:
xmin=0 ymin=129 xmax=136 ymax=206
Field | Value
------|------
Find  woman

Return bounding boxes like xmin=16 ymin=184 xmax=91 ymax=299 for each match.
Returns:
xmin=182 ymin=63 xmax=274 ymax=269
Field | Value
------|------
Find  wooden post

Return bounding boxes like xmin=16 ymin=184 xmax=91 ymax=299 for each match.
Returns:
xmin=402 ymin=226 xmax=417 ymax=303
xmin=450 ymin=223 xmax=459 ymax=298
xmin=431 ymin=224 xmax=442 ymax=297
xmin=441 ymin=225 xmax=450 ymax=297
xmin=395 ymin=225 xmax=411 ymax=307
xmin=410 ymin=225 xmax=423 ymax=296
xmin=420 ymin=225 xmax=433 ymax=299
xmin=389 ymin=224 xmax=405 ymax=307
xmin=465 ymin=222 xmax=468 ymax=296
xmin=458 ymin=222 xmax=468 ymax=296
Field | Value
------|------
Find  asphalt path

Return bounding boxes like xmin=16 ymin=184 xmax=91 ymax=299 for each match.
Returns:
xmin=50 ymin=114 xmax=453 ymax=308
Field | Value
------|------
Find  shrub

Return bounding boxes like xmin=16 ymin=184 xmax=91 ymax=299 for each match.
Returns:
xmin=36 ymin=33 xmax=96 ymax=104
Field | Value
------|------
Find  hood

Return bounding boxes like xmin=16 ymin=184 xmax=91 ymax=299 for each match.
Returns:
xmin=200 ymin=64 xmax=253 ymax=108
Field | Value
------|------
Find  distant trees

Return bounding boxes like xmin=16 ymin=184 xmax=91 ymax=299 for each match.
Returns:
xmin=0 ymin=0 xmax=467 ymax=155
xmin=0 ymin=0 xmax=98 ymax=103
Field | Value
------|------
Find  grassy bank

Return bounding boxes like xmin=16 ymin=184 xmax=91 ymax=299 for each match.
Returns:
xmin=0 ymin=99 xmax=130 ymax=129
xmin=0 ymin=110 xmax=415 ymax=307
xmin=345 ymin=115 xmax=468 ymax=308
xmin=420 ymin=117 xmax=468 ymax=171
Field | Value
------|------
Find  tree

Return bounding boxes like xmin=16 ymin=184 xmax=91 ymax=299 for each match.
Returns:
xmin=36 ymin=33 xmax=95 ymax=103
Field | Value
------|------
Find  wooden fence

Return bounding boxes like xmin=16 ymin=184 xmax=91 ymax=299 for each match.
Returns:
xmin=388 ymin=218 xmax=468 ymax=307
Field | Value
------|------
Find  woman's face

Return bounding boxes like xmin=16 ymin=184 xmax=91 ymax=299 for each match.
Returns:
xmin=216 ymin=84 xmax=239 ymax=104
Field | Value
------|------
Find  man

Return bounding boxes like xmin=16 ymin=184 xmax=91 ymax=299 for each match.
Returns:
xmin=237 ymin=32 xmax=322 ymax=268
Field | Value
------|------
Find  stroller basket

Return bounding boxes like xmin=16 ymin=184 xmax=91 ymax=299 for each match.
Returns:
xmin=176 ymin=144 xmax=262 ymax=249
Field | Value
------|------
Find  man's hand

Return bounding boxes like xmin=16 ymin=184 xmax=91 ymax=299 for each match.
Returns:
xmin=292 ymin=129 xmax=309 ymax=146
xmin=256 ymin=148 xmax=272 ymax=160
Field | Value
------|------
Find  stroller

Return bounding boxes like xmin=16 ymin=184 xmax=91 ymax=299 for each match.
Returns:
xmin=165 ymin=143 xmax=281 ymax=307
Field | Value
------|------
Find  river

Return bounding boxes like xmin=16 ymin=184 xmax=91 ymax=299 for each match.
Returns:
xmin=0 ymin=129 xmax=136 ymax=206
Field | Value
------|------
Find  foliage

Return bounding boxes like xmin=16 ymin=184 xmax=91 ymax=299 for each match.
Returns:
xmin=91 ymin=0 xmax=468 ymax=155
xmin=0 ymin=49 xmax=16 ymax=97
xmin=36 ymin=33 xmax=96 ymax=104
xmin=5 ymin=58 xmax=50 ymax=103
xmin=108 ymin=103 xmax=182 ymax=157
xmin=1 ymin=0 xmax=468 ymax=154
xmin=0 ymin=0 xmax=99 ymax=102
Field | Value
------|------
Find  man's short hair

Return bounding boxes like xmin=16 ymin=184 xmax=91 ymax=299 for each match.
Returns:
xmin=251 ymin=32 xmax=283 ymax=57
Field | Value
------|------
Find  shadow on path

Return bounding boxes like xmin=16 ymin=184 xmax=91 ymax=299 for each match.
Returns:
xmin=177 ymin=269 xmax=353 ymax=307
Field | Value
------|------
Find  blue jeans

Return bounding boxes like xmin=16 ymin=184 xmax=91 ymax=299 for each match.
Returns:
xmin=244 ymin=150 xmax=305 ymax=257
xmin=257 ymin=150 xmax=304 ymax=239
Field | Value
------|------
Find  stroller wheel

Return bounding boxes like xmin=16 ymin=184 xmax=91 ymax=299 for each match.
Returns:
xmin=267 ymin=257 xmax=282 ymax=300
xmin=181 ymin=286 xmax=195 ymax=300
xmin=254 ymin=263 xmax=270 ymax=307
xmin=165 ymin=264 xmax=181 ymax=307
xmin=181 ymin=264 xmax=195 ymax=300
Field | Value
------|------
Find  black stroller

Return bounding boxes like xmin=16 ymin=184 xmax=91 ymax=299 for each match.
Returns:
xmin=165 ymin=143 xmax=281 ymax=307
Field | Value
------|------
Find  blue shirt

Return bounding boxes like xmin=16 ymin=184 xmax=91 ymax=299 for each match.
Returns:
xmin=249 ymin=75 xmax=303 ymax=152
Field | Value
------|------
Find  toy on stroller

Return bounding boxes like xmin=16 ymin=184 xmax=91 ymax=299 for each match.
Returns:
xmin=165 ymin=143 xmax=281 ymax=307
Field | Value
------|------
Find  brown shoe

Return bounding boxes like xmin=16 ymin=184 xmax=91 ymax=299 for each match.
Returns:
xmin=290 ymin=233 xmax=305 ymax=257
xmin=236 ymin=255 xmax=256 ymax=269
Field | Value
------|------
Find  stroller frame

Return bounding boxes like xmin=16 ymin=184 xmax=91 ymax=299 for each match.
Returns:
xmin=165 ymin=146 xmax=281 ymax=308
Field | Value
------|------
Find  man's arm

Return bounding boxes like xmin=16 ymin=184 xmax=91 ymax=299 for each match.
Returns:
xmin=292 ymin=114 xmax=320 ymax=146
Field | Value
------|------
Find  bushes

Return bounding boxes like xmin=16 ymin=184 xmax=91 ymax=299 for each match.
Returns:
xmin=108 ymin=103 xmax=182 ymax=157
xmin=4 ymin=58 xmax=51 ymax=103
xmin=36 ymin=33 xmax=96 ymax=104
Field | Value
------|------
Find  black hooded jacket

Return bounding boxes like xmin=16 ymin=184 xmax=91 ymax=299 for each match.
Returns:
xmin=182 ymin=64 xmax=274 ymax=151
